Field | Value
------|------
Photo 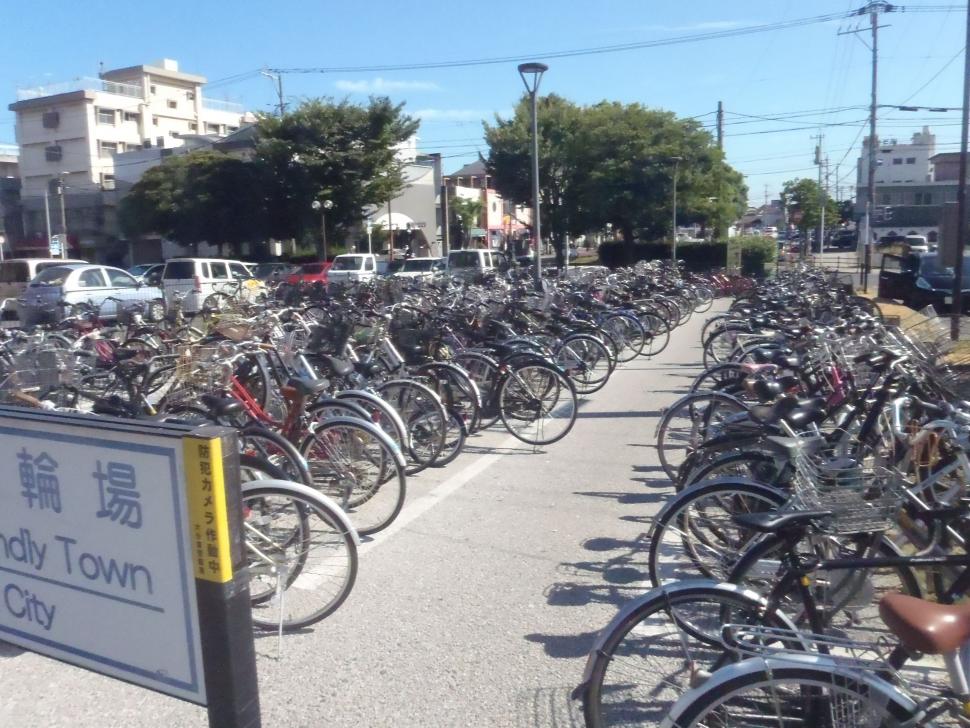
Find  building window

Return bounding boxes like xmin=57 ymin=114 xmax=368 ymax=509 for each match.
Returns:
xmin=96 ymin=107 xmax=115 ymax=125
xmin=44 ymin=145 xmax=62 ymax=162
xmin=156 ymin=136 xmax=164 ymax=148
xmin=186 ymin=91 xmax=196 ymax=101
xmin=152 ymin=116 xmax=159 ymax=126
xmin=142 ymin=139 xmax=152 ymax=148
xmin=42 ymin=111 xmax=60 ymax=128
xmin=906 ymin=157 xmax=916 ymax=164
xmin=123 ymin=111 xmax=140 ymax=122
xmin=167 ymin=99 xmax=177 ymax=109
xmin=892 ymin=158 xmax=903 ymax=165
xmin=227 ymin=126 xmax=238 ymax=132
xmin=169 ymin=129 xmax=180 ymax=137
xmin=99 ymin=140 xmax=118 ymax=158
xmin=205 ymin=122 xmax=221 ymax=134
xmin=100 ymin=173 xmax=115 ymax=190
xmin=150 ymin=85 xmax=157 ymax=95
xmin=188 ymin=122 xmax=198 ymax=132
xmin=879 ymin=192 xmax=892 ymax=205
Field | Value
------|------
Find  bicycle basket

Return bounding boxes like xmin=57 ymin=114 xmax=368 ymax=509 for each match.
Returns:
xmin=792 ymin=450 xmax=903 ymax=534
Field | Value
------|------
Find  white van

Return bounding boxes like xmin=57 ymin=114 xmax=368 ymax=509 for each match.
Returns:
xmin=326 ymin=253 xmax=378 ymax=285
xmin=161 ymin=258 xmax=263 ymax=313
xmin=0 ymin=257 xmax=86 ymax=319
xmin=446 ymin=249 xmax=508 ymax=280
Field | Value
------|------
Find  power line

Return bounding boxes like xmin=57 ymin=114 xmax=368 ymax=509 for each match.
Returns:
xmin=267 ymin=11 xmax=874 ymax=75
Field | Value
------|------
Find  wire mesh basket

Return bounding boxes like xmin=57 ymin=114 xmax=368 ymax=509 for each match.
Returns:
xmin=166 ymin=343 xmax=235 ymax=400
xmin=0 ymin=347 xmax=75 ymax=400
xmin=791 ymin=449 xmax=904 ymax=535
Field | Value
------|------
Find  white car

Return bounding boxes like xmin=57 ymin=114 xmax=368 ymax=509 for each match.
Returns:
xmin=18 ymin=264 xmax=165 ymax=325
xmin=160 ymin=258 xmax=264 ymax=313
xmin=327 ymin=254 xmax=379 ymax=285
xmin=388 ymin=257 xmax=445 ymax=280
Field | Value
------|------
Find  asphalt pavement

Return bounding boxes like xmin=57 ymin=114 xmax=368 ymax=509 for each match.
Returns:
xmin=0 ymin=303 xmax=720 ymax=728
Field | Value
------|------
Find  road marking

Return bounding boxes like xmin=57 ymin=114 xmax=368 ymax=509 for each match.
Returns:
xmin=359 ymin=432 xmax=519 ymax=554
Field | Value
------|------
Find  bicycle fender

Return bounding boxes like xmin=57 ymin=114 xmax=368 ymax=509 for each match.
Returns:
xmin=241 ymin=478 xmax=360 ymax=546
xmin=313 ymin=415 xmax=408 ymax=470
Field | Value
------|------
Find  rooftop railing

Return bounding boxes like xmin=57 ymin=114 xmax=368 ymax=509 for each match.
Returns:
xmin=16 ymin=77 xmax=144 ymax=101
xmin=202 ymin=97 xmax=244 ymax=114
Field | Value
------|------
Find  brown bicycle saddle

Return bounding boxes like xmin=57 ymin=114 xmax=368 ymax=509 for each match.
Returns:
xmin=880 ymin=592 xmax=970 ymax=655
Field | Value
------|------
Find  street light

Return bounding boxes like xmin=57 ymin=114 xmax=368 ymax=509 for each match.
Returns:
xmin=669 ymin=157 xmax=683 ymax=264
xmin=518 ymin=61 xmax=548 ymax=291
xmin=311 ymin=199 xmax=334 ymax=261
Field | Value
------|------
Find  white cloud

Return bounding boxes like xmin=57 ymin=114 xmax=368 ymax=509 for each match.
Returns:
xmin=334 ymin=77 xmax=440 ymax=93
xmin=636 ymin=20 xmax=749 ymax=32
xmin=414 ymin=108 xmax=512 ymax=122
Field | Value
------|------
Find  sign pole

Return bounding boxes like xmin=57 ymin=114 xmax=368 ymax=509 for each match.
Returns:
xmin=184 ymin=427 xmax=261 ymax=728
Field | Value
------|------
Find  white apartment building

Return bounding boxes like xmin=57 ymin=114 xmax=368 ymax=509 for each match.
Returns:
xmin=8 ymin=59 xmax=251 ymax=261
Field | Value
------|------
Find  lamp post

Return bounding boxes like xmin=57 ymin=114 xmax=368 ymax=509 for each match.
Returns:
xmin=311 ymin=199 xmax=334 ymax=261
xmin=518 ymin=61 xmax=548 ymax=291
xmin=669 ymin=156 xmax=683 ymax=264
xmin=366 ymin=220 xmax=373 ymax=255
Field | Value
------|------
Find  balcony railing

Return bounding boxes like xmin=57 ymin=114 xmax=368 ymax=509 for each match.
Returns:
xmin=202 ymin=97 xmax=244 ymax=114
xmin=0 ymin=143 xmax=18 ymax=157
xmin=16 ymin=77 xmax=144 ymax=101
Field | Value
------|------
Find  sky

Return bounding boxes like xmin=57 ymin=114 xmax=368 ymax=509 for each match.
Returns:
xmin=2 ymin=0 xmax=966 ymax=206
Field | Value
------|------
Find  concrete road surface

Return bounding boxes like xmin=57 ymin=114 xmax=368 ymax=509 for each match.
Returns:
xmin=0 ymin=304 xmax=719 ymax=728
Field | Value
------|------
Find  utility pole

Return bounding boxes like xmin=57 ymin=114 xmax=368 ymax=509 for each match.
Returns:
xmin=716 ymin=101 xmax=724 ymax=241
xmin=814 ymin=134 xmax=824 ymax=256
xmin=840 ymin=2 xmax=890 ymax=291
xmin=950 ymin=0 xmax=970 ymax=340
xmin=260 ymin=69 xmax=285 ymax=116
xmin=57 ymin=176 xmax=68 ymax=259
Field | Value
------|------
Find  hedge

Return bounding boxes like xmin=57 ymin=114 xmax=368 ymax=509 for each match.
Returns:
xmin=597 ymin=236 xmax=777 ymax=277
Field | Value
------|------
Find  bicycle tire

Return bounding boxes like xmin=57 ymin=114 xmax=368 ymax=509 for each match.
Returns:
xmin=242 ymin=479 xmax=358 ymax=631
xmin=499 ymin=361 xmax=577 ymax=445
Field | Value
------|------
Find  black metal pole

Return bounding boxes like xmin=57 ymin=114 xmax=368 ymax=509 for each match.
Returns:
xmin=951 ymin=0 xmax=970 ymax=341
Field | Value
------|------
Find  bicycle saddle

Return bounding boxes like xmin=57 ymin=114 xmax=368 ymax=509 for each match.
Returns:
xmin=880 ymin=593 xmax=970 ymax=655
xmin=733 ymin=509 xmax=833 ymax=535
xmin=200 ymin=394 xmax=245 ymax=418
xmin=286 ymin=376 xmax=331 ymax=398
xmin=748 ymin=395 xmax=823 ymax=425
xmin=319 ymin=356 xmax=354 ymax=378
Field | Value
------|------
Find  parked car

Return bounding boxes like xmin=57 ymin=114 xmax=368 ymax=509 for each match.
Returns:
xmin=160 ymin=258 xmax=264 ymax=313
xmin=388 ymin=257 xmax=444 ymax=280
xmin=447 ymin=249 xmax=509 ymax=280
xmin=878 ymin=252 xmax=970 ymax=311
xmin=0 ymin=257 xmax=86 ymax=320
xmin=252 ymin=262 xmax=298 ymax=282
xmin=828 ymin=230 xmax=857 ymax=250
xmin=326 ymin=253 xmax=379 ymax=285
xmin=285 ymin=262 xmax=331 ymax=285
xmin=128 ymin=263 xmax=165 ymax=286
xmin=17 ymin=264 xmax=165 ymax=325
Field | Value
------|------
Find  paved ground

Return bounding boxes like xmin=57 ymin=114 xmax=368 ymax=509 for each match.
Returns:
xmin=0 ymin=304 xmax=718 ymax=728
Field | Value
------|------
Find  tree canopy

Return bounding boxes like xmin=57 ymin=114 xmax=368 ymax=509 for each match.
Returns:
xmin=484 ymin=95 xmax=747 ymax=263
xmin=119 ymin=150 xmax=266 ymax=257
xmin=781 ymin=177 xmax=840 ymax=234
xmin=121 ymin=97 xmax=419 ymax=258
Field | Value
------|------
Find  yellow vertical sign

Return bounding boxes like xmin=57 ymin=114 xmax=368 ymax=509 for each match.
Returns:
xmin=183 ymin=436 xmax=233 ymax=583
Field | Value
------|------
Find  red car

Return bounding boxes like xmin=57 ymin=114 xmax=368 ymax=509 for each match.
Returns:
xmin=286 ymin=262 xmax=332 ymax=285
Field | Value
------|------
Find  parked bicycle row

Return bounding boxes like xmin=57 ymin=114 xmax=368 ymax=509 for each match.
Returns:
xmin=0 ymin=260 xmax=723 ymax=639
xmin=578 ymin=268 xmax=970 ymax=727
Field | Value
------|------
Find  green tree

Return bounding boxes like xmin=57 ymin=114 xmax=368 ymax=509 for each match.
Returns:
xmin=781 ymin=177 xmax=840 ymax=235
xmin=119 ymin=150 xmax=266 ymax=257
xmin=448 ymin=195 xmax=483 ymax=248
xmin=485 ymin=96 xmax=747 ymax=266
xmin=255 ymin=97 xmax=419 ymax=258
xmin=484 ymin=94 xmax=584 ymax=266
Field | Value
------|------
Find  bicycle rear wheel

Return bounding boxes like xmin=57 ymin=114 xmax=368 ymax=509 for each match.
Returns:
xmin=499 ymin=362 xmax=578 ymax=445
xmin=242 ymin=479 xmax=358 ymax=631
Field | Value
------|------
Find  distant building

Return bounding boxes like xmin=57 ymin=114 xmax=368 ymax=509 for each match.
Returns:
xmin=0 ymin=144 xmax=22 ymax=257
xmin=8 ymin=59 xmax=252 ymax=262
xmin=853 ymin=127 xmax=964 ymax=244
xmin=445 ymin=158 xmax=531 ymax=253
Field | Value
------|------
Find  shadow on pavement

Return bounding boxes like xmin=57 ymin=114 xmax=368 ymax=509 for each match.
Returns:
xmin=576 ymin=410 xmax=662 ymax=419
xmin=524 ymin=631 xmax=600 ymax=659
xmin=513 ymin=685 xmax=584 ymax=728
xmin=573 ymin=490 xmax=667 ymax=505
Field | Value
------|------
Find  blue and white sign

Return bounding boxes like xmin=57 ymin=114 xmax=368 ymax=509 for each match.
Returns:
xmin=0 ymin=413 xmax=206 ymax=703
